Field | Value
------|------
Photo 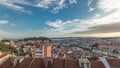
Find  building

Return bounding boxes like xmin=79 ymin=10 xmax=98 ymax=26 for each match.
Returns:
xmin=89 ymin=60 xmax=105 ymax=68
xmin=46 ymin=45 xmax=52 ymax=58
xmin=0 ymin=53 xmax=10 ymax=65
xmin=78 ymin=59 xmax=91 ymax=68
xmin=0 ymin=57 xmax=107 ymax=68
xmin=31 ymin=44 xmax=45 ymax=58
xmin=106 ymin=58 xmax=120 ymax=68
xmin=100 ymin=57 xmax=120 ymax=68
xmin=31 ymin=44 xmax=52 ymax=58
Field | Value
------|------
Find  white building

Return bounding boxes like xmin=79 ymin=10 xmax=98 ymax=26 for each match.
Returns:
xmin=78 ymin=58 xmax=91 ymax=68
xmin=35 ymin=46 xmax=44 ymax=58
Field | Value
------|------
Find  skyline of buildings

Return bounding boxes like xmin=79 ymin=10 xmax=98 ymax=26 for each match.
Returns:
xmin=1 ymin=36 xmax=120 ymax=68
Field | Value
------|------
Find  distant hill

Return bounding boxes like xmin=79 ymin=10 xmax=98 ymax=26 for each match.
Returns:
xmin=22 ymin=36 xmax=50 ymax=41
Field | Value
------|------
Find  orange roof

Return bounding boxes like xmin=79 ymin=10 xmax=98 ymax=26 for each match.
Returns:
xmin=89 ymin=60 xmax=105 ymax=68
xmin=66 ymin=59 xmax=80 ymax=68
xmin=106 ymin=58 xmax=120 ymax=67
xmin=50 ymin=58 xmax=64 ymax=68
xmin=14 ymin=58 xmax=33 ymax=68
xmin=29 ymin=58 xmax=45 ymax=68
xmin=0 ymin=58 xmax=13 ymax=68
xmin=0 ymin=53 xmax=9 ymax=59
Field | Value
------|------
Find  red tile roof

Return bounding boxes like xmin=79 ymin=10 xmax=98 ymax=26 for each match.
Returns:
xmin=14 ymin=58 xmax=33 ymax=68
xmin=106 ymin=58 xmax=120 ymax=67
xmin=0 ymin=58 xmax=13 ymax=68
xmin=0 ymin=53 xmax=9 ymax=59
xmin=66 ymin=59 xmax=79 ymax=68
xmin=89 ymin=60 xmax=105 ymax=68
xmin=50 ymin=58 xmax=64 ymax=68
xmin=0 ymin=58 xmax=79 ymax=68
xmin=30 ymin=58 xmax=45 ymax=68
xmin=0 ymin=58 xmax=111 ymax=68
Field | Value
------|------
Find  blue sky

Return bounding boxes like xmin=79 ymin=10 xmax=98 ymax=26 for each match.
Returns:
xmin=0 ymin=0 xmax=120 ymax=39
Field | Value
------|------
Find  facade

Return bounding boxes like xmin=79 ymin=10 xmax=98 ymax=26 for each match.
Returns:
xmin=31 ymin=44 xmax=45 ymax=58
xmin=31 ymin=44 xmax=52 ymax=58
xmin=78 ymin=59 xmax=91 ymax=68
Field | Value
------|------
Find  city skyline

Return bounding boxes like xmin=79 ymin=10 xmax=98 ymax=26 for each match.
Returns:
xmin=0 ymin=0 xmax=120 ymax=39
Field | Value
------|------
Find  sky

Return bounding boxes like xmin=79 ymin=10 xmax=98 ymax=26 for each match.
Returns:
xmin=0 ymin=0 xmax=120 ymax=39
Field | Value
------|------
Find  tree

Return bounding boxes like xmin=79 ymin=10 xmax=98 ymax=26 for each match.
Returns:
xmin=57 ymin=45 xmax=61 ymax=48
xmin=91 ymin=42 xmax=99 ymax=51
xmin=88 ymin=56 xmax=99 ymax=60
xmin=21 ymin=45 xmax=24 ymax=49
xmin=93 ymin=42 xmax=99 ymax=48
xmin=0 ymin=43 xmax=18 ymax=54
xmin=113 ymin=50 xmax=118 ymax=53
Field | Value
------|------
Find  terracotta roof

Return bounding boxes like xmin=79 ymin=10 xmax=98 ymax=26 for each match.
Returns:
xmin=30 ymin=58 xmax=45 ymax=68
xmin=14 ymin=58 xmax=33 ymax=68
xmin=89 ymin=60 xmax=105 ymax=68
xmin=0 ymin=58 xmax=13 ymax=68
xmin=50 ymin=58 xmax=64 ymax=68
xmin=106 ymin=58 xmax=120 ymax=67
xmin=1 ymin=58 xmax=109 ymax=68
xmin=0 ymin=53 xmax=9 ymax=59
xmin=66 ymin=59 xmax=79 ymax=68
xmin=1 ymin=58 xmax=67 ymax=68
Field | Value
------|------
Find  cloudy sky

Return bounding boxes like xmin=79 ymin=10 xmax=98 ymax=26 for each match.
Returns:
xmin=0 ymin=0 xmax=120 ymax=39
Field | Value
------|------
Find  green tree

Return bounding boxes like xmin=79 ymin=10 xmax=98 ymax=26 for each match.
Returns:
xmin=88 ymin=56 xmax=99 ymax=60
xmin=113 ymin=50 xmax=118 ymax=53
xmin=91 ymin=42 xmax=99 ymax=51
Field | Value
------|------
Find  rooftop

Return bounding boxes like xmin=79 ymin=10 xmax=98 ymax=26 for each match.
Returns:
xmin=1 ymin=57 xmax=120 ymax=68
xmin=106 ymin=58 xmax=120 ymax=67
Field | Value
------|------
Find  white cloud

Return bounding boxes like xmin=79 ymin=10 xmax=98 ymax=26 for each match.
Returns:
xmin=51 ymin=0 xmax=66 ymax=13
xmin=45 ymin=0 xmax=120 ymax=37
xmin=0 ymin=29 xmax=39 ymax=39
xmin=0 ymin=0 xmax=77 ymax=13
xmin=46 ymin=19 xmax=89 ymax=33
xmin=0 ymin=20 xmax=9 ymax=24
xmin=47 ymin=19 xmax=63 ymax=28
xmin=88 ymin=7 xmax=95 ymax=12
xmin=34 ymin=0 xmax=56 ymax=8
xmin=69 ymin=0 xmax=77 ymax=4
xmin=0 ymin=0 xmax=32 ymax=14
xmin=88 ymin=0 xmax=93 ymax=6
xmin=98 ymin=0 xmax=120 ymax=12
xmin=87 ymin=0 xmax=95 ymax=12
xmin=1 ymin=0 xmax=120 ymax=38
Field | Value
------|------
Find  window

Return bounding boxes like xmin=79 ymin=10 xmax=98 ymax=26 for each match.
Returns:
xmin=81 ymin=62 xmax=84 ymax=68
xmin=87 ymin=63 xmax=90 ymax=68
